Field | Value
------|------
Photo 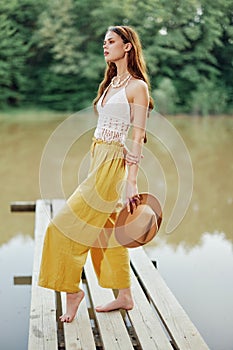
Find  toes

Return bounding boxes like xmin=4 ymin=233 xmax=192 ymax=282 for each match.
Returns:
xmin=59 ymin=314 xmax=71 ymax=323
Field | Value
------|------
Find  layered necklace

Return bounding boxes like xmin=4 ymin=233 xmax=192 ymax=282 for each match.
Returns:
xmin=111 ymin=72 xmax=131 ymax=88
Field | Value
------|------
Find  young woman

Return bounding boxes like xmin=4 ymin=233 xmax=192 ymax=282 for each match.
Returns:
xmin=38 ymin=25 xmax=154 ymax=323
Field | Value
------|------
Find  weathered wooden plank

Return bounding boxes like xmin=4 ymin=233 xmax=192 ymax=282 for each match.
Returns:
xmin=84 ymin=255 xmax=134 ymax=350
xmin=51 ymin=198 xmax=66 ymax=218
xmin=130 ymin=248 xmax=210 ymax=350
xmin=28 ymin=200 xmax=58 ymax=350
xmin=128 ymin=270 xmax=173 ymax=349
xmin=14 ymin=276 xmax=32 ymax=285
xmin=61 ymin=288 xmax=96 ymax=350
xmin=10 ymin=201 xmax=36 ymax=212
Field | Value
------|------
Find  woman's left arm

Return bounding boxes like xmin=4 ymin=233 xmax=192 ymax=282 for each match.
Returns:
xmin=125 ymin=81 xmax=149 ymax=212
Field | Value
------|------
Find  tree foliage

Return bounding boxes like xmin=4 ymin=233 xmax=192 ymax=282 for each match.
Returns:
xmin=0 ymin=0 xmax=232 ymax=114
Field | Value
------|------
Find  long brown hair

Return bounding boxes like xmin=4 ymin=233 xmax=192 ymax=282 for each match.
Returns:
xmin=93 ymin=25 xmax=154 ymax=110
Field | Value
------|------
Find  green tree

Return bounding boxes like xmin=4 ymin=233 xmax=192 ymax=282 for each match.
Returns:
xmin=190 ymin=79 xmax=227 ymax=115
xmin=142 ymin=0 xmax=233 ymax=114
xmin=0 ymin=0 xmax=44 ymax=107
xmin=153 ymin=78 xmax=179 ymax=114
xmin=30 ymin=0 xmax=106 ymax=109
xmin=0 ymin=0 xmax=232 ymax=114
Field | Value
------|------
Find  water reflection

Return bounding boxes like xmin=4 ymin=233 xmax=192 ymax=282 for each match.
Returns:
xmin=145 ymin=231 xmax=233 ymax=350
xmin=0 ymin=111 xmax=232 ymax=350
xmin=0 ymin=235 xmax=34 ymax=350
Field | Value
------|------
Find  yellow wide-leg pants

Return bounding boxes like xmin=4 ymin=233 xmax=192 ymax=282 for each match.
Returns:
xmin=38 ymin=140 xmax=131 ymax=293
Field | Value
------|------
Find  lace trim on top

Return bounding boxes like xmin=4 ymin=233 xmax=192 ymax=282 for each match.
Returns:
xmin=94 ymin=115 xmax=130 ymax=144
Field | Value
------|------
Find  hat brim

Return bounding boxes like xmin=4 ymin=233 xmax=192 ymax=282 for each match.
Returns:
xmin=115 ymin=193 xmax=162 ymax=248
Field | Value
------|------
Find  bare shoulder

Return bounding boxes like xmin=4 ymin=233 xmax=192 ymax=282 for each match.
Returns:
xmin=128 ymin=78 xmax=148 ymax=93
xmin=126 ymin=78 xmax=149 ymax=105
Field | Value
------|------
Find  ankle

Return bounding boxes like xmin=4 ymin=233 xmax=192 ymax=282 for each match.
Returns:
xmin=118 ymin=288 xmax=132 ymax=299
xmin=67 ymin=290 xmax=84 ymax=297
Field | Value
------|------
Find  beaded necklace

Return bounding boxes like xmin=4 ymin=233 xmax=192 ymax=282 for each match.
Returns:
xmin=111 ymin=74 xmax=131 ymax=88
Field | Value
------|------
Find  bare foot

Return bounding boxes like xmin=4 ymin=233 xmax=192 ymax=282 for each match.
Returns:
xmin=95 ymin=290 xmax=134 ymax=312
xmin=59 ymin=290 xmax=84 ymax=322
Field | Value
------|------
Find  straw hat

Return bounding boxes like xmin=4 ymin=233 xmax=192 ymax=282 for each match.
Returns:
xmin=115 ymin=193 xmax=162 ymax=248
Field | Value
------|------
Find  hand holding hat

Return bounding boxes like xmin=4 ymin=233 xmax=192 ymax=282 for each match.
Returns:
xmin=115 ymin=193 xmax=162 ymax=248
xmin=127 ymin=194 xmax=142 ymax=214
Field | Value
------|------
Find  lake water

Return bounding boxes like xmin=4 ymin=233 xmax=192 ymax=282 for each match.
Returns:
xmin=0 ymin=110 xmax=232 ymax=350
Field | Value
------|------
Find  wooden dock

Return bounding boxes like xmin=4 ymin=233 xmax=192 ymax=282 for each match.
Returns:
xmin=11 ymin=199 xmax=210 ymax=350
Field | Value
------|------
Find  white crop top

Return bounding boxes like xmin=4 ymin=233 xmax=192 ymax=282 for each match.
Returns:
xmin=94 ymin=86 xmax=131 ymax=145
